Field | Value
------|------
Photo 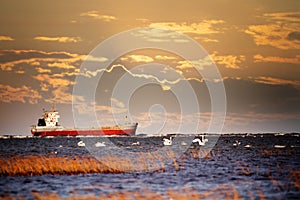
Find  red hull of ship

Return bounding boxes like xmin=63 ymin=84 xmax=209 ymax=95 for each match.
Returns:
xmin=32 ymin=128 xmax=136 ymax=136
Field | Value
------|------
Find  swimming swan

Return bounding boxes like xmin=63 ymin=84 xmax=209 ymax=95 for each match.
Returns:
xmin=192 ymin=135 xmax=208 ymax=146
xmin=163 ymin=138 xmax=172 ymax=146
xmin=95 ymin=142 xmax=106 ymax=147
xmin=77 ymin=141 xmax=85 ymax=147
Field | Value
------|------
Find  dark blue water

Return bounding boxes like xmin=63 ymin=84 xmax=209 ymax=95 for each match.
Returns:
xmin=0 ymin=134 xmax=299 ymax=199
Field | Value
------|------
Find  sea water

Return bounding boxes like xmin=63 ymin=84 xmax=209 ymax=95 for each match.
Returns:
xmin=0 ymin=134 xmax=299 ymax=199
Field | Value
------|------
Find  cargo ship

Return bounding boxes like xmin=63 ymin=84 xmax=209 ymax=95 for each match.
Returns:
xmin=31 ymin=105 xmax=138 ymax=136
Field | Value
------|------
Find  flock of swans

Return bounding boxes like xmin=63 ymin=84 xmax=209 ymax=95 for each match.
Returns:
xmin=77 ymin=137 xmax=265 ymax=149
xmin=77 ymin=136 xmax=209 ymax=148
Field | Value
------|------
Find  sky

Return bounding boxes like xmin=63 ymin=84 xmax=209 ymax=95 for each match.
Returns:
xmin=0 ymin=0 xmax=299 ymax=135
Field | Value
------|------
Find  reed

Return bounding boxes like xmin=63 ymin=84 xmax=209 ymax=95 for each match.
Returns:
xmin=0 ymin=149 xmax=181 ymax=176
xmin=7 ymin=185 xmax=247 ymax=200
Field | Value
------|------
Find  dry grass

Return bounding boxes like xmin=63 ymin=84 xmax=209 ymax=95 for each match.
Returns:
xmin=7 ymin=184 xmax=245 ymax=200
xmin=0 ymin=150 xmax=183 ymax=176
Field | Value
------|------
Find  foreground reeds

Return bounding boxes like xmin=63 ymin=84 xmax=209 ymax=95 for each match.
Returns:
xmin=0 ymin=147 xmax=218 ymax=176
xmin=0 ymin=150 xmax=185 ymax=176
xmin=1 ymin=184 xmax=245 ymax=200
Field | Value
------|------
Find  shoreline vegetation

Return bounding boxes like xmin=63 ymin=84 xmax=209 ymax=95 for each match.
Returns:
xmin=0 ymin=146 xmax=298 ymax=176
xmin=2 ymin=185 xmax=245 ymax=200
xmin=0 ymin=149 xmax=214 ymax=176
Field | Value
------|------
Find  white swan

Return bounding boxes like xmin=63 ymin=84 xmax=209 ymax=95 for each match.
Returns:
xmin=192 ymin=135 xmax=208 ymax=146
xmin=181 ymin=141 xmax=187 ymax=146
xmin=131 ymin=141 xmax=140 ymax=146
xmin=95 ymin=142 xmax=106 ymax=147
xmin=163 ymin=138 xmax=172 ymax=146
xmin=274 ymin=145 xmax=286 ymax=148
xmin=233 ymin=140 xmax=241 ymax=147
xmin=77 ymin=141 xmax=85 ymax=147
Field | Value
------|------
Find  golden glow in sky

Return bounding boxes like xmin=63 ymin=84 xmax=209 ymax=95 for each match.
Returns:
xmin=0 ymin=0 xmax=299 ymax=134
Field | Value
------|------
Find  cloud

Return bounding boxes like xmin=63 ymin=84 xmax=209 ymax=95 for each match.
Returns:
xmin=34 ymin=36 xmax=82 ymax=43
xmin=245 ymin=12 xmax=300 ymax=50
xmin=131 ymin=28 xmax=190 ymax=43
xmin=176 ymin=57 xmax=213 ymax=70
xmin=264 ymin=12 xmax=300 ymax=23
xmin=120 ymin=55 xmax=154 ymax=63
xmin=81 ymin=64 xmax=182 ymax=86
xmin=32 ymin=74 xmax=75 ymax=104
xmin=252 ymin=76 xmax=300 ymax=88
xmin=80 ymin=11 xmax=117 ymax=22
xmin=287 ymin=31 xmax=300 ymax=41
xmin=254 ymin=54 xmax=300 ymax=64
xmin=136 ymin=21 xmax=225 ymax=43
xmin=211 ymin=52 xmax=245 ymax=69
xmin=0 ymin=49 xmax=84 ymax=73
xmin=149 ymin=20 xmax=225 ymax=35
xmin=0 ymin=84 xmax=41 ymax=104
xmin=33 ymin=74 xmax=74 ymax=88
xmin=48 ymin=62 xmax=76 ymax=69
xmin=0 ymin=36 xmax=14 ymax=41
xmin=85 ymin=55 xmax=108 ymax=63
xmin=44 ymin=86 xmax=73 ymax=104
xmin=154 ymin=55 xmax=177 ymax=60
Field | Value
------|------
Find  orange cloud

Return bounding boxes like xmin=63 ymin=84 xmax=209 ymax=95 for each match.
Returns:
xmin=154 ymin=55 xmax=177 ymax=60
xmin=149 ymin=20 xmax=225 ymax=35
xmin=254 ymin=54 xmax=300 ymax=64
xmin=0 ymin=84 xmax=41 ymax=104
xmin=245 ymin=12 xmax=300 ymax=50
xmin=120 ymin=55 xmax=154 ymax=63
xmin=80 ymin=11 xmax=117 ymax=22
xmin=33 ymin=74 xmax=74 ymax=88
xmin=45 ymin=87 xmax=73 ymax=104
xmin=48 ymin=62 xmax=76 ymax=69
xmin=32 ymin=74 xmax=76 ymax=104
xmin=252 ymin=76 xmax=300 ymax=88
xmin=0 ymin=50 xmax=84 ymax=73
xmin=34 ymin=36 xmax=82 ymax=43
xmin=176 ymin=57 xmax=212 ymax=70
xmin=36 ymin=67 xmax=51 ymax=73
xmin=0 ymin=36 xmax=14 ymax=41
xmin=211 ymin=52 xmax=245 ymax=69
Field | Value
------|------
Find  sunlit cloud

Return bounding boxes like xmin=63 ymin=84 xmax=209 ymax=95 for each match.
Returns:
xmin=254 ymin=54 xmax=300 ymax=64
xmin=33 ymin=74 xmax=74 ymax=88
xmin=48 ymin=62 xmax=76 ymax=69
xmin=176 ymin=57 xmax=212 ymax=70
xmin=201 ymin=38 xmax=219 ymax=43
xmin=45 ymin=87 xmax=73 ymax=104
xmin=81 ymin=64 xmax=182 ymax=85
xmin=33 ymin=73 xmax=76 ymax=104
xmin=132 ymin=28 xmax=189 ymax=43
xmin=80 ymin=10 xmax=117 ymax=22
xmin=264 ymin=12 xmax=300 ymax=23
xmin=85 ymin=55 xmax=108 ymax=63
xmin=34 ymin=36 xmax=82 ymax=43
xmin=149 ymin=20 xmax=225 ymax=35
xmin=211 ymin=52 xmax=245 ymax=69
xmin=0 ymin=84 xmax=41 ymax=104
xmin=245 ymin=12 xmax=300 ymax=50
xmin=137 ymin=21 xmax=224 ymax=43
xmin=154 ymin=55 xmax=177 ymax=60
xmin=120 ymin=55 xmax=154 ymax=63
xmin=0 ymin=50 xmax=84 ymax=74
xmin=252 ymin=76 xmax=300 ymax=88
xmin=0 ymin=36 xmax=14 ymax=41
